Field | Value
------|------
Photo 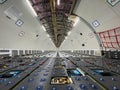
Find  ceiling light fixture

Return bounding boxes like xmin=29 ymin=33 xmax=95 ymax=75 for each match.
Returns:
xmin=26 ymin=0 xmax=37 ymax=17
xmin=47 ymin=34 xmax=50 ymax=37
xmin=68 ymin=31 xmax=71 ymax=35
xmin=68 ymin=15 xmax=79 ymax=27
xmin=42 ymin=25 xmax=46 ymax=31
xmin=57 ymin=0 xmax=60 ymax=5
xmin=65 ymin=37 xmax=68 ymax=40
xmin=73 ymin=17 xmax=79 ymax=27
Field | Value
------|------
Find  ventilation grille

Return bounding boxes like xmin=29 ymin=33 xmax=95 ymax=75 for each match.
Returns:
xmin=4 ymin=6 xmax=22 ymax=21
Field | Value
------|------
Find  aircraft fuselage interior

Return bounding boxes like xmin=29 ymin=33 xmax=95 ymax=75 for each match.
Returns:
xmin=0 ymin=0 xmax=120 ymax=90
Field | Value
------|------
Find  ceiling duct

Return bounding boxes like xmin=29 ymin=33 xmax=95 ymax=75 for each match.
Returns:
xmin=29 ymin=0 xmax=76 ymax=47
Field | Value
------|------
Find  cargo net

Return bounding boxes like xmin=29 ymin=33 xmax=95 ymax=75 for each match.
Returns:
xmin=98 ymin=27 xmax=120 ymax=49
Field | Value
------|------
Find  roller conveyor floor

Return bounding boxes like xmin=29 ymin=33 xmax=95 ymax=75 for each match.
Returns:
xmin=0 ymin=56 xmax=120 ymax=90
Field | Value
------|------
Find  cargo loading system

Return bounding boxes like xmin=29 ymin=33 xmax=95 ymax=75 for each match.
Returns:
xmin=0 ymin=53 xmax=120 ymax=90
xmin=0 ymin=0 xmax=120 ymax=90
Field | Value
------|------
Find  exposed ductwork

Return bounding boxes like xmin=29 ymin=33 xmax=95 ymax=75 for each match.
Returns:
xmin=29 ymin=0 xmax=76 ymax=47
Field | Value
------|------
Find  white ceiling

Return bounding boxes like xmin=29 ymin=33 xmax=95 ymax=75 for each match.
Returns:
xmin=74 ymin=0 xmax=120 ymax=32
xmin=0 ymin=0 xmax=120 ymax=51
xmin=59 ymin=20 xmax=100 ymax=50
xmin=60 ymin=0 xmax=120 ymax=50
xmin=0 ymin=0 xmax=56 ymax=50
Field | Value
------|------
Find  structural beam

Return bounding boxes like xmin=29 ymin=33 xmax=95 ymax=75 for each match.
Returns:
xmin=50 ymin=0 xmax=58 ymax=47
xmin=68 ymin=0 xmax=76 ymax=16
